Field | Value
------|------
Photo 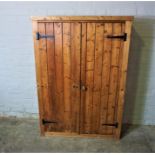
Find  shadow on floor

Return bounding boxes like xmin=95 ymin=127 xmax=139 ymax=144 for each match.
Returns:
xmin=0 ymin=116 xmax=154 ymax=153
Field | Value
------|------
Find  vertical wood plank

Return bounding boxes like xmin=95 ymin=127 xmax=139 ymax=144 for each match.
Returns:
xmin=115 ymin=21 xmax=132 ymax=139
xmin=38 ymin=22 xmax=51 ymax=132
xmin=80 ymin=23 xmax=87 ymax=133
xmin=44 ymin=24 xmax=53 ymax=126
xmin=113 ymin=23 xmax=125 ymax=137
xmin=45 ymin=22 xmax=57 ymax=131
xmin=54 ymin=22 xmax=64 ymax=131
xmin=106 ymin=23 xmax=122 ymax=135
xmin=38 ymin=23 xmax=48 ymax=86
xmin=92 ymin=23 xmax=104 ymax=134
xmin=100 ymin=23 xmax=112 ymax=134
xmin=63 ymin=23 xmax=72 ymax=132
xmin=70 ymin=22 xmax=81 ymax=133
xmin=84 ymin=23 xmax=96 ymax=133
xmin=32 ymin=21 xmax=45 ymax=135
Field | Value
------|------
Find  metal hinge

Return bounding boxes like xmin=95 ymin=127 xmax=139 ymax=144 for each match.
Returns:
xmin=102 ymin=122 xmax=118 ymax=128
xmin=36 ymin=32 xmax=54 ymax=40
xmin=42 ymin=119 xmax=57 ymax=125
xmin=107 ymin=33 xmax=127 ymax=41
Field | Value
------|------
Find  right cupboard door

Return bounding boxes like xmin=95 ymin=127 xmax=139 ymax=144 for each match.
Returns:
xmin=80 ymin=22 xmax=125 ymax=136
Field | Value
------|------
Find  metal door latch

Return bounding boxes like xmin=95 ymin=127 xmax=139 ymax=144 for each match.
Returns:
xmin=107 ymin=33 xmax=127 ymax=41
xmin=81 ymin=85 xmax=87 ymax=91
xmin=36 ymin=32 xmax=54 ymax=40
xmin=42 ymin=119 xmax=57 ymax=125
xmin=102 ymin=122 xmax=118 ymax=128
xmin=72 ymin=84 xmax=87 ymax=91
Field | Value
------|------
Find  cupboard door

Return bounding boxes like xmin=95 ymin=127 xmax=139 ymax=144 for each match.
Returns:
xmin=80 ymin=22 xmax=125 ymax=135
xmin=37 ymin=22 xmax=81 ymax=133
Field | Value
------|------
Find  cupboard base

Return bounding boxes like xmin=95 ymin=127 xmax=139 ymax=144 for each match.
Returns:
xmin=43 ymin=131 xmax=117 ymax=139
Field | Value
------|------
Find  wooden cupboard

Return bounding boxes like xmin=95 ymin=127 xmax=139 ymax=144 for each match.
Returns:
xmin=31 ymin=16 xmax=133 ymax=139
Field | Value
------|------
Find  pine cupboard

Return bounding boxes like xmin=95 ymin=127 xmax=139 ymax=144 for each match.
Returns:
xmin=31 ymin=16 xmax=133 ymax=139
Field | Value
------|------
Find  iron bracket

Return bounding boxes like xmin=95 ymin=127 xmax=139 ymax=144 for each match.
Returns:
xmin=107 ymin=33 xmax=127 ymax=41
xmin=102 ymin=122 xmax=118 ymax=128
xmin=42 ymin=119 xmax=57 ymax=125
xmin=36 ymin=32 xmax=54 ymax=40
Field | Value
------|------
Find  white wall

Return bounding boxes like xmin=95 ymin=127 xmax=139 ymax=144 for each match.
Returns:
xmin=0 ymin=1 xmax=155 ymax=125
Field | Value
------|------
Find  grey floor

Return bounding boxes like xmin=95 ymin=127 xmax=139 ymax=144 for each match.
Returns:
xmin=0 ymin=117 xmax=155 ymax=153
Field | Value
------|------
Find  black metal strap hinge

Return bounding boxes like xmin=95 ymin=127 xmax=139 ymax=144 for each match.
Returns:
xmin=102 ymin=122 xmax=118 ymax=128
xmin=42 ymin=119 xmax=57 ymax=125
xmin=107 ymin=33 xmax=127 ymax=41
xmin=36 ymin=32 xmax=54 ymax=40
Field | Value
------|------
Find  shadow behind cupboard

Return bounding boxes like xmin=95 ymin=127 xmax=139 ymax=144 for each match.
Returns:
xmin=31 ymin=16 xmax=133 ymax=139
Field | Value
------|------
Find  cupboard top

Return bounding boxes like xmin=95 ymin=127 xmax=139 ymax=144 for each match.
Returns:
xmin=31 ymin=16 xmax=134 ymax=21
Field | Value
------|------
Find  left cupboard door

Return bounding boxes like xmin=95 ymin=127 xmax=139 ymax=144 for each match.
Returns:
xmin=33 ymin=22 xmax=82 ymax=135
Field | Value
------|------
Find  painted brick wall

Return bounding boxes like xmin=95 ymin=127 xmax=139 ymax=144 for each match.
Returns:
xmin=0 ymin=2 xmax=155 ymax=125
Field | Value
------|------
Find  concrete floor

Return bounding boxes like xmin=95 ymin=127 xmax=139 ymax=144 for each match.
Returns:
xmin=0 ymin=117 xmax=154 ymax=153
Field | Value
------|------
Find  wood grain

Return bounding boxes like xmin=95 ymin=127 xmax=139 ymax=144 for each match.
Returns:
xmin=115 ymin=21 xmax=132 ymax=139
xmin=63 ymin=23 xmax=72 ymax=132
xmin=100 ymin=23 xmax=112 ymax=134
xmin=106 ymin=23 xmax=122 ymax=135
xmin=31 ymin=16 xmax=134 ymax=21
xmin=80 ymin=23 xmax=87 ymax=134
xmin=54 ymin=22 xmax=64 ymax=131
xmin=84 ymin=23 xmax=96 ymax=134
xmin=45 ymin=131 xmax=113 ymax=138
xmin=70 ymin=22 xmax=81 ymax=133
xmin=113 ymin=23 xmax=125 ymax=137
xmin=32 ymin=21 xmax=45 ymax=135
xmin=45 ymin=22 xmax=57 ymax=131
xmin=92 ymin=23 xmax=104 ymax=134
xmin=38 ymin=22 xmax=51 ymax=132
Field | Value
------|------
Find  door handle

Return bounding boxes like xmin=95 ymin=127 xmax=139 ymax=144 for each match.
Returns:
xmin=81 ymin=85 xmax=87 ymax=91
xmin=73 ymin=84 xmax=87 ymax=91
